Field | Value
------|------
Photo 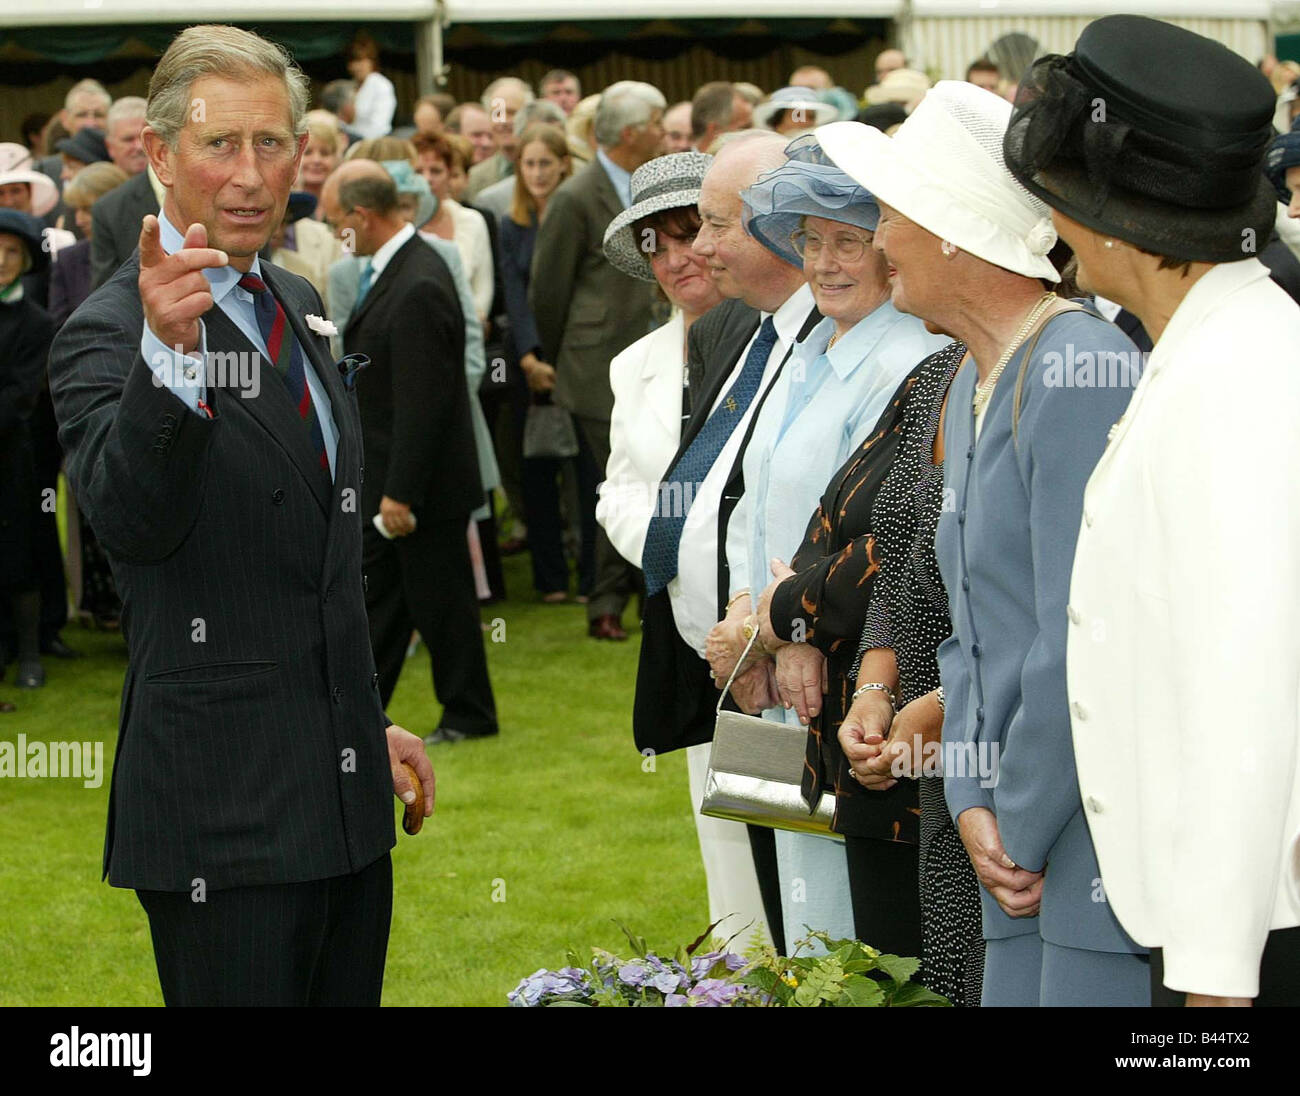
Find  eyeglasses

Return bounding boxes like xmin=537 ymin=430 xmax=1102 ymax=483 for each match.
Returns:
xmin=789 ymin=228 xmax=874 ymax=263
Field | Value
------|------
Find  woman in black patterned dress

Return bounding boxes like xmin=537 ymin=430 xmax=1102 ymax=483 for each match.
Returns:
xmin=842 ymin=341 xmax=985 ymax=1005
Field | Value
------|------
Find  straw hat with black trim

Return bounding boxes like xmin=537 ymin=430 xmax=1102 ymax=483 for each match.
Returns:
xmin=603 ymin=151 xmax=712 ymax=281
xmin=753 ymin=87 xmax=840 ymax=132
xmin=0 ymin=142 xmax=60 ymax=218
xmin=0 ymin=208 xmax=51 ymax=278
xmin=816 ymin=81 xmax=1060 ymax=282
xmin=1002 ymin=15 xmax=1277 ymax=264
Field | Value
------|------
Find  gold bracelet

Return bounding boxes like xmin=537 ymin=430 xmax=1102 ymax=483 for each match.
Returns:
xmin=725 ymin=589 xmax=750 ymax=612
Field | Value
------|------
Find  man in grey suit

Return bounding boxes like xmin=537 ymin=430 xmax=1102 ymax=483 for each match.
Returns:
xmin=529 ymin=81 xmax=664 ymax=639
xmin=48 ymin=24 xmax=433 ymax=1007
xmin=90 ymin=168 xmax=159 ymax=290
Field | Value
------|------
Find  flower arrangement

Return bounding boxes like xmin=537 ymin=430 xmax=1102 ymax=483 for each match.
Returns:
xmin=508 ymin=922 xmax=950 ymax=1007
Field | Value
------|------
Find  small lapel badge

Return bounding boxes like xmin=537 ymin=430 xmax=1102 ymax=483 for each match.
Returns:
xmin=337 ymin=354 xmax=370 ymax=390
xmin=725 ymin=396 xmax=738 ymax=413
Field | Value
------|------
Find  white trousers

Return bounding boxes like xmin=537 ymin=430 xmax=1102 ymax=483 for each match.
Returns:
xmin=685 ymin=742 xmax=774 ymax=950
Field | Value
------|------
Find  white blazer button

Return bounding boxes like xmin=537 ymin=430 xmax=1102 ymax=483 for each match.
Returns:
xmin=1083 ymin=510 xmax=1094 ymax=527
xmin=1071 ymin=700 xmax=1088 ymax=721
xmin=1086 ymin=795 xmax=1103 ymax=813
xmin=1067 ymin=605 xmax=1081 ymax=625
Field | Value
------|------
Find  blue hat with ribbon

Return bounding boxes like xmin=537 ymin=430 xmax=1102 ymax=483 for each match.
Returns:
xmin=1266 ymin=126 xmax=1300 ymax=202
xmin=381 ymin=159 xmax=438 ymax=229
xmin=741 ymin=134 xmax=880 ymax=268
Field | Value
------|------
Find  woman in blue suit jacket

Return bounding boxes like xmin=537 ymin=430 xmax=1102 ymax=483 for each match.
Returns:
xmin=819 ymin=82 xmax=1148 ymax=1006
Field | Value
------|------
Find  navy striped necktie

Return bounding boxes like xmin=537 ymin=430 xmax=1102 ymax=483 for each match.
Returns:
xmin=237 ymin=273 xmax=329 ymax=475
xmin=641 ymin=316 xmax=778 ymax=597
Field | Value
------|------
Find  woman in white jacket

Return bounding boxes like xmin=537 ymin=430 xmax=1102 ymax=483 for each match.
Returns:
xmin=597 ymin=152 xmax=723 ymax=569
xmin=1005 ymin=15 xmax=1300 ymax=1006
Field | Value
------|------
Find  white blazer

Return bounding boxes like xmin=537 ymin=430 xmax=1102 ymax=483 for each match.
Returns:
xmin=1067 ymin=258 xmax=1300 ymax=999
xmin=596 ymin=310 xmax=686 ymax=569
xmin=446 ymin=200 xmax=494 ymax=323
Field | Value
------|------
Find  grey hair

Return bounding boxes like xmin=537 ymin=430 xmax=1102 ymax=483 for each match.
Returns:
xmin=321 ymin=80 xmax=357 ymax=116
xmin=337 ymin=171 xmax=399 ymax=216
xmin=513 ymin=99 xmax=565 ymax=137
xmin=481 ymin=76 xmax=534 ymax=112
xmin=594 ymin=81 xmax=667 ymax=149
xmin=106 ymin=96 xmax=147 ymax=130
xmin=146 ymin=25 xmax=310 ymax=149
xmin=66 ymin=79 xmax=111 ymax=110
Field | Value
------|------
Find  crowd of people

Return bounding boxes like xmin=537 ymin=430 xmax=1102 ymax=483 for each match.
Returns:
xmin=3 ymin=16 xmax=1300 ymax=1007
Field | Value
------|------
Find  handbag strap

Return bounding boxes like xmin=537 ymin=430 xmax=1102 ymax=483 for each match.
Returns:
xmin=1010 ymin=302 xmax=1086 ymax=450
xmin=715 ymin=627 xmax=762 ymax=717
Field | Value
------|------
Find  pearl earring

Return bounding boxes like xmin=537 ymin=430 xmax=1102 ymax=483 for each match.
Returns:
xmin=1103 ymin=239 xmax=1116 ymax=249
xmin=941 ymin=240 xmax=957 ymax=256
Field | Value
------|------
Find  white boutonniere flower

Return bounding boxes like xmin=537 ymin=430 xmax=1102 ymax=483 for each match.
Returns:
xmin=305 ymin=314 xmax=338 ymax=337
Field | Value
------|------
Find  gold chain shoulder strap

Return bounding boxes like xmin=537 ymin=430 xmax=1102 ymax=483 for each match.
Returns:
xmin=1010 ymin=302 xmax=1087 ymax=450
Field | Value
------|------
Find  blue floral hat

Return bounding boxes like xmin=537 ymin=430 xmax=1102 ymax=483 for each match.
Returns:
xmin=741 ymin=134 xmax=880 ymax=268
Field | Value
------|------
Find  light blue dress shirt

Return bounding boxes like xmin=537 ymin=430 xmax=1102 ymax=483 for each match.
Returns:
xmin=142 ymin=211 xmax=339 ymax=479
xmin=596 ymin=148 xmax=633 ymax=209
xmin=726 ymin=302 xmax=950 ymax=729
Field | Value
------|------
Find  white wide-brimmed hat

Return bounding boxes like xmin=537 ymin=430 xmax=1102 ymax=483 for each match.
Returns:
xmin=816 ymin=81 xmax=1058 ymax=281
xmin=0 ymin=142 xmax=60 ymax=218
xmin=753 ymin=87 xmax=839 ymax=132
xmin=863 ymin=68 xmax=932 ymax=111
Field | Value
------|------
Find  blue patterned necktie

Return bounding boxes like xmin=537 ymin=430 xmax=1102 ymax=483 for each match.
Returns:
xmin=642 ymin=316 xmax=778 ymax=596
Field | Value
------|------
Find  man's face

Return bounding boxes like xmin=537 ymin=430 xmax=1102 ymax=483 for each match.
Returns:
xmin=488 ymin=89 xmax=527 ymax=162
xmin=624 ymin=109 xmax=665 ymax=169
xmin=413 ymin=102 xmax=442 ymax=136
xmin=542 ymin=78 xmax=580 ymax=116
xmin=968 ymin=69 xmax=1000 ymax=94
xmin=694 ymin=161 xmax=773 ymax=302
xmin=875 ymin=49 xmax=905 ymax=84
xmin=147 ymin=72 xmax=305 ymax=270
xmin=320 ymin=180 xmax=368 ymax=256
xmin=460 ymin=107 xmax=495 ymax=163
xmin=661 ymin=104 xmax=692 ymax=153
xmin=63 ymin=91 xmax=109 ymax=135
xmin=0 ymin=182 xmax=31 ymax=212
xmin=106 ymin=113 xmax=148 ymax=175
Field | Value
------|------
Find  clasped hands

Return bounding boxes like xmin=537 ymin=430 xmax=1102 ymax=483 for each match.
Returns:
xmin=704 ymin=559 xmax=826 ymax=721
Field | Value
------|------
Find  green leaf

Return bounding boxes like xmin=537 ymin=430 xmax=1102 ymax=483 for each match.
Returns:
xmin=886 ymin=981 xmax=952 ymax=1007
xmin=839 ymin=975 xmax=886 ymax=1007
xmin=875 ymin=953 xmax=921 ymax=984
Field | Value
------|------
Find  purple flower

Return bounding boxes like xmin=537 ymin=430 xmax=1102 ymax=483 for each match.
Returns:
xmin=649 ymin=969 xmax=685 ymax=994
xmin=664 ymin=993 xmax=689 ymax=1007
xmin=507 ymin=966 xmax=592 ymax=1007
xmin=687 ymin=979 xmax=747 ymax=1007
xmin=617 ymin=962 xmax=649 ymax=987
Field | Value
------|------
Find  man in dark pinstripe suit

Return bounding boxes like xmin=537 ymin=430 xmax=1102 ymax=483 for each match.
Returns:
xmin=47 ymin=25 xmax=434 ymax=1006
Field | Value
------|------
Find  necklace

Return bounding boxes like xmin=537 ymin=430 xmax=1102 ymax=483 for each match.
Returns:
xmin=971 ymin=292 xmax=1058 ymax=416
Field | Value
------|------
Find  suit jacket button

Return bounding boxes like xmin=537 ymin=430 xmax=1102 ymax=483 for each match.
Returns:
xmin=272 ymin=488 xmax=285 ymax=505
xmin=1067 ymin=605 xmax=1081 ymax=625
xmin=371 ymin=672 xmax=379 ymax=689
xmin=957 ymin=509 xmax=966 ymax=525
xmin=1071 ymin=700 xmax=1088 ymax=721
xmin=961 ymin=576 xmax=970 ymax=592
xmin=331 ymin=685 xmax=342 ymax=704
xmin=362 ymin=573 xmax=369 ymax=593
xmin=359 ymin=465 xmax=365 ymax=484
xmin=1085 ymin=795 xmax=1103 ymax=814
xmin=975 ymin=707 xmax=984 ymax=723
xmin=970 ymin=643 xmax=981 ymax=659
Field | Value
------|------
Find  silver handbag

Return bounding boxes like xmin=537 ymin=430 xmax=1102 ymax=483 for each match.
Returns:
xmin=699 ymin=632 xmax=841 ymax=840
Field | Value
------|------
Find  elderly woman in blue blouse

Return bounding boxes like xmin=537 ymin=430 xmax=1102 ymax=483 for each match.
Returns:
xmin=819 ymin=81 xmax=1148 ymax=1005
xmin=705 ymin=136 xmax=948 ymax=949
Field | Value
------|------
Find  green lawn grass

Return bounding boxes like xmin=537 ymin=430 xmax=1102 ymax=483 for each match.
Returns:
xmin=0 ymin=550 xmax=709 ymax=1006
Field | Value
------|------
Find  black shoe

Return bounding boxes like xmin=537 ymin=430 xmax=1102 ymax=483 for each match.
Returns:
xmin=42 ymin=638 xmax=83 ymax=659
xmin=16 ymin=660 xmax=45 ymax=688
xmin=423 ymin=727 xmax=498 ymax=746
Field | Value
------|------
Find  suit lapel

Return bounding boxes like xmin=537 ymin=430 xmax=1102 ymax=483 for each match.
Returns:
xmin=348 ymin=234 xmax=416 ymax=334
xmin=203 ymin=291 xmax=332 ymax=515
xmin=590 ymin=160 xmax=625 ymax=224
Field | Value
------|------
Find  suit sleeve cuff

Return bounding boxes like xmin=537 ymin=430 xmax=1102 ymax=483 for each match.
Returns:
xmin=142 ymin=321 xmax=208 ymax=414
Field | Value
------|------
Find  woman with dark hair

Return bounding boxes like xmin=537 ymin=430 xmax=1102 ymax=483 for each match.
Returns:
xmin=1004 ymin=14 xmax=1300 ymax=1007
xmin=0 ymin=209 xmax=56 ymax=703
xmin=498 ymin=124 xmax=579 ymax=602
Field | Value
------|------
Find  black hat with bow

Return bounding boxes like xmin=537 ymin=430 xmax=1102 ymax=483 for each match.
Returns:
xmin=1003 ymin=15 xmax=1277 ymax=263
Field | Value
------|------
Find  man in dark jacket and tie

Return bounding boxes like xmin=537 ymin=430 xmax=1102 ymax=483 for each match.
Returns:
xmin=48 ymin=25 xmax=433 ymax=1007
xmin=323 ymin=159 xmax=498 ymax=744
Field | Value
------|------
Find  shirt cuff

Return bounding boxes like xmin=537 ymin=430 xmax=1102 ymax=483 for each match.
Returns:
xmin=143 ymin=322 xmax=208 ymax=414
